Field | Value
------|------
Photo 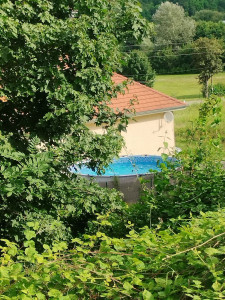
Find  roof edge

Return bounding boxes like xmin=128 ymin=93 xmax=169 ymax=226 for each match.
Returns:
xmin=132 ymin=105 xmax=187 ymax=117
xmin=87 ymin=105 xmax=187 ymax=124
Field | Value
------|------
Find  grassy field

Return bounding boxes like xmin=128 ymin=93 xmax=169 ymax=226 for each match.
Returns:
xmin=154 ymin=73 xmax=225 ymax=101
xmin=153 ymin=72 xmax=225 ymax=152
xmin=174 ymin=102 xmax=225 ymax=151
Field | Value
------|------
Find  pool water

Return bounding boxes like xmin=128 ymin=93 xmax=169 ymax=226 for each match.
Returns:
xmin=72 ymin=155 xmax=165 ymax=176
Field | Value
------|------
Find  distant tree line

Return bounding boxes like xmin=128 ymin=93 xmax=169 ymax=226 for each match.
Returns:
xmin=120 ymin=1 xmax=225 ymax=97
xmin=140 ymin=0 xmax=225 ymax=20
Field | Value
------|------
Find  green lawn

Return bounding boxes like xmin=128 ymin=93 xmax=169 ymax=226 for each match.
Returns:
xmin=174 ymin=102 xmax=225 ymax=152
xmin=154 ymin=73 xmax=225 ymax=101
xmin=154 ymin=72 xmax=225 ymax=152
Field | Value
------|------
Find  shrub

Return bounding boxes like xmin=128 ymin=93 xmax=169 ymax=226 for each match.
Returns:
xmin=0 ymin=133 xmax=125 ymax=246
xmin=135 ymin=96 xmax=225 ymax=228
xmin=0 ymin=0 xmax=147 ymax=246
xmin=195 ymin=21 xmax=225 ymax=40
xmin=150 ymin=44 xmax=196 ymax=75
xmin=121 ymin=50 xmax=155 ymax=87
xmin=193 ymin=10 xmax=225 ymax=22
xmin=0 ymin=0 xmax=148 ymax=263
xmin=209 ymin=83 xmax=225 ymax=96
xmin=1 ymin=209 xmax=225 ymax=299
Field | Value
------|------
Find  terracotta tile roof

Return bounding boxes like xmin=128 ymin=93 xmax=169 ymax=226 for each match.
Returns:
xmin=110 ymin=73 xmax=186 ymax=115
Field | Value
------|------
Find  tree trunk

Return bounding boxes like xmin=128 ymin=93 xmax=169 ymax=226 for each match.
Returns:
xmin=206 ymin=79 xmax=209 ymax=98
xmin=203 ymin=78 xmax=209 ymax=98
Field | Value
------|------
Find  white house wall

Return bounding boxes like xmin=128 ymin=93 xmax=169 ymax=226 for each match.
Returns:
xmin=87 ymin=112 xmax=175 ymax=156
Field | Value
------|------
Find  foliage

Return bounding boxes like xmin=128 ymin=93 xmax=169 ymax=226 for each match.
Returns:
xmin=193 ymin=10 xmax=225 ymax=22
xmin=193 ymin=38 xmax=224 ymax=97
xmin=136 ymin=96 xmax=225 ymax=227
xmin=121 ymin=50 xmax=155 ymax=87
xmin=0 ymin=0 xmax=147 ymax=157
xmin=175 ymin=103 xmax=225 ymax=159
xmin=150 ymin=44 xmax=195 ymax=75
xmin=140 ymin=0 xmax=225 ymax=19
xmin=0 ymin=132 xmax=126 ymax=246
xmin=152 ymin=2 xmax=196 ymax=46
xmin=195 ymin=21 xmax=225 ymax=41
xmin=184 ymin=0 xmax=225 ymax=15
xmin=86 ymin=97 xmax=225 ymax=236
xmin=1 ymin=209 xmax=225 ymax=299
xmin=0 ymin=0 xmax=148 ymax=244
xmin=209 ymin=83 xmax=225 ymax=96
xmin=139 ymin=0 xmax=158 ymax=21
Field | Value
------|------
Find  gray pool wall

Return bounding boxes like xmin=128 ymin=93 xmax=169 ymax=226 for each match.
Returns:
xmin=81 ymin=173 xmax=155 ymax=203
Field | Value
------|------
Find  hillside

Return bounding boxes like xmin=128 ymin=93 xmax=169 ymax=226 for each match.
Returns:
xmin=140 ymin=0 xmax=225 ymax=20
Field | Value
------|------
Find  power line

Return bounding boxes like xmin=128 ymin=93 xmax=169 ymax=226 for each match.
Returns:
xmin=122 ymin=71 xmax=202 ymax=77
xmin=122 ymin=46 xmax=211 ymax=53
xmin=121 ymin=68 xmax=206 ymax=76
xmin=122 ymin=41 xmax=199 ymax=47
xmin=122 ymin=51 xmax=212 ymax=58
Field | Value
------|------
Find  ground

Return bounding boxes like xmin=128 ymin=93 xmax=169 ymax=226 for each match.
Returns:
xmin=153 ymin=72 xmax=225 ymax=151
xmin=174 ymin=102 xmax=225 ymax=151
xmin=154 ymin=73 xmax=225 ymax=101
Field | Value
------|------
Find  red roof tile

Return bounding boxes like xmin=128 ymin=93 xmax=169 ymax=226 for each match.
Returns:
xmin=110 ymin=73 xmax=186 ymax=114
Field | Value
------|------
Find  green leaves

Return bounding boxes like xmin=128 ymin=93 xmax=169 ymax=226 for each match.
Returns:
xmin=24 ymin=230 xmax=36 ymax=241
xmin=48 ymin=289 xmax=63 ymax=298
xmin=135 ymin=96 xmax=225 ymax=229
xmin=193 ymin=37 xmax=223 ymax=97
xmin=0 ymin=0 xmax=148 ymax=247
xmin=0 ymin=0 xmax=147 ymax=151
xmin=1 ymin=209 xmax=225 ymax=299
xmin=121 ymin=50 xmax=155 ymax=87
xmin=152 ymin=1 xmax=196 ymax=45
xmin=143 ymin=290 xmax=154 ymax=300
xmin=123 ymin=281 xmax=133 ymax=292
xmin=205 ymin=247 xmax=221 ymax=256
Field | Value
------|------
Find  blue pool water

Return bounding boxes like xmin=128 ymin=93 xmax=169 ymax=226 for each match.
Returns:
xmin=71 ymin=155 xmax=166 ymax=176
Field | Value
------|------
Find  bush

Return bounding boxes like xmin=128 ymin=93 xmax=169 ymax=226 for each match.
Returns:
xmin=0 ymin=0 xmax=147 ymax=247
xmin=121 ymin=50 xmax=155 ymax=87
xmin=150 ymin=45 xmax=196 ymax=75
xmin=85 ymin=96 xmax=225 ymax=236
xmin=1 ymin=209 xmax=225 ymax=299
xmin=134 ymin=96 xmax=225 ymax=228
xmin=195 ymin=21 xmax=225 ymax=40
xmin=209 ymin=83 xmax=225 ymax=96
xmin=193 ymin=10 xmax=225 ymax=22
xmin=0 ymin=133 xmax=125 ymax=246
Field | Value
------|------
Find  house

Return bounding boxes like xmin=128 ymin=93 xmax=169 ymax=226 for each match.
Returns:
xmin=88 ymin=73 xmax=187 ymax=156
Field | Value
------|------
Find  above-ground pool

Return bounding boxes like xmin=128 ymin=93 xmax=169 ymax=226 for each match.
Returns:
xmin=71 ymin=155 xmax=169 ymax=203
xmin=72 ymin=155 xmax=165 ymax=176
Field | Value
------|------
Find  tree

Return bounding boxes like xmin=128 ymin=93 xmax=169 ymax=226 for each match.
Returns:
xmin=139 ymin=0 xmax=225 ymax=18
xmin=152 ymin=1 xmax=196 ymax=46
xmin=195 ymin=21 xmax=225 ymax=41
xmin=121 ymin=50 xmax=155 ymax=87
xmin=193 ymin=9 xmax=225 ymax=22
xmin=149 ymin=43 xmax=196 ymax=75
xmin=176 ymin=0 xmax=225 ymax=14
xmin=193 ymin=38 xmax=224 ymax=98
xmin=0 ymin=0 xmax=147 ymax=156
xmin=0 ymin=0 xmax=148 ymax=243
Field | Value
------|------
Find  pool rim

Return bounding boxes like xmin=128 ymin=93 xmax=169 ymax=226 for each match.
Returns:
xmin=75 ymin=154 xmax=165 ymax=177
